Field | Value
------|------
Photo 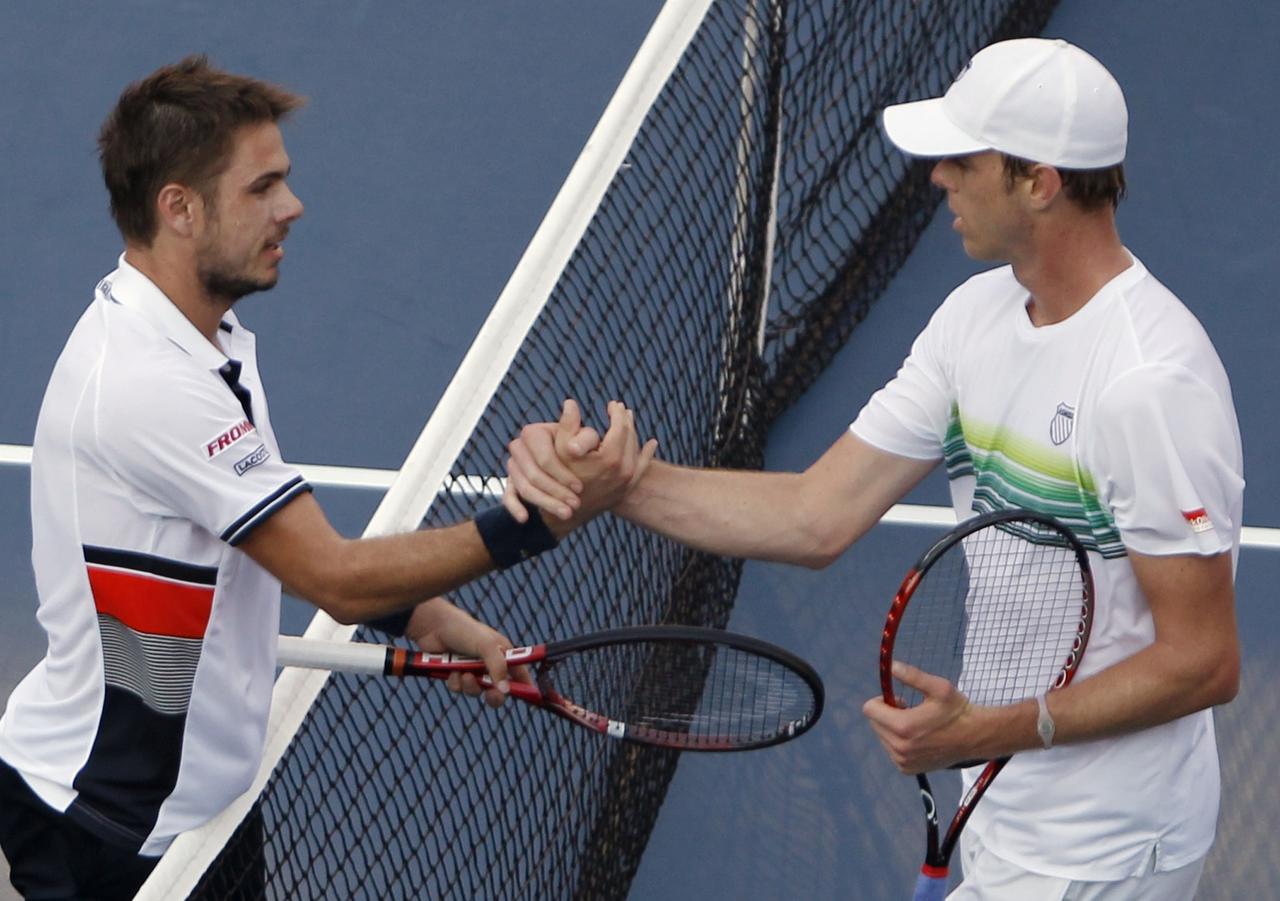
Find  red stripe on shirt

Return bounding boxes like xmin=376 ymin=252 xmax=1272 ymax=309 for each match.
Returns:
xmin=87 ymin=566 xmax=214 ymax=639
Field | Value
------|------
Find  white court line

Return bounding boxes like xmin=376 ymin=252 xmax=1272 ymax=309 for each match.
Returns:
xmin=1 ymin=443 xmax=501 ymax=497
xmin=289 ymin=461 xmax=397 ymax=489
xmin=3 ymin=442 xmax=1279 ymax=548
xmin=0 ymin=444 xmax=32 ymax=466
xmin=2 ymin=443 xmax=401 ymax=490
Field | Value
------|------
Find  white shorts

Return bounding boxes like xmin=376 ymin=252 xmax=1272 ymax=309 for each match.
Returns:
xmin=948 ymin=830 xmax=1206 ymax=901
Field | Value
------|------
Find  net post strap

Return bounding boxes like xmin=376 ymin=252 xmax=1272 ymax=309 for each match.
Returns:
xmin=134 ymin=2 xmax=717 ymax=897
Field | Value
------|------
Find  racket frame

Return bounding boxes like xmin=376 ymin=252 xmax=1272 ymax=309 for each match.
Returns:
xmin=878 ymin=508 xmax=1095 ymax=879
xmin=279 ymin=624 xmax=824 ymax=752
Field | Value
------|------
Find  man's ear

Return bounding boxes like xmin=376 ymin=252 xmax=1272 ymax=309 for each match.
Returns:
xmin=1024 ymin=163 xmax=1064 ymax=210
xmin=155 ymin=183 xmax=201 ymax=238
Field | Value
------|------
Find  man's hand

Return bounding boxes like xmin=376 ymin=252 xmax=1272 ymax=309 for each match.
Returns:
xmin=404 ymin=597 xmax=530 ymax=709
xmin=503 ymin=398 xmax=657 ymax=525
xmin=862 ymin=662 xmax=981 ymax=774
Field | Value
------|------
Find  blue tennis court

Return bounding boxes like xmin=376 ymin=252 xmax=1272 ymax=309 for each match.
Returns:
xmin=2 ymin=1 xmax=1276 ymax=898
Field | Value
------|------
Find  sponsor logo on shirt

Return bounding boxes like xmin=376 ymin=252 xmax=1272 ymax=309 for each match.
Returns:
xmin=204 ymin=419 xmax=256 ymax=459
xmin=233 ymin=444 xmax=272 ymax=476
xmin=1049 ymin=402 xmax=1075 ymax=446
xmin=96 ymin=278 xmax=119 ymax=304
xmin=1182 ymin=508 xmax=1213 ymax=534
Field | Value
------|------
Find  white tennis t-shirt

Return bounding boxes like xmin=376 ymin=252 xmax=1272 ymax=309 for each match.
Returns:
xmin=851 ymin=254 xmax=1243 ymax=879
xmin=0 ymin=258 xmax=311 ymax=856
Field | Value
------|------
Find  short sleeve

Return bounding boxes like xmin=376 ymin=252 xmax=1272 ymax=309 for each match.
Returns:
xmin=849 ymin=304 xmax=954 ymax=460
xmin=1089 ymin=363 xmax=1243 ymax=556
xmin=96 ymin=362 xmax=311 ymax=546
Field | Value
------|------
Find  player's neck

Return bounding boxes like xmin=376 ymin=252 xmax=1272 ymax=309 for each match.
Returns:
xmin=124 ymin=245 xmax=231 ymax=346
xmin=1014 ymin=213 xmax=1129 ymax=327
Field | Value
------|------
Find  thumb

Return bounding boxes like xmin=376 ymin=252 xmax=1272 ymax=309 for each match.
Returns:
xmin=891 ymin=660 xmax=954 ymax=700
xmin=481 ymin=644 xmax=511 ymax=695
xmin=565 ymin=427 xmax=601 ymax=458
xmin=558 ymin=398 xmax=582 ymax=432
xmin=632 ymin=437 xmax=659 ymax=484
xmin=555 ymin=399 xmax=597 ymax=458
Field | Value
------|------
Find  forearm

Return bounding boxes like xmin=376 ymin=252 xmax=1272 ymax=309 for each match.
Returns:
xmin=1037 ymin=641 xmax=1235 ymax=746
xmin=614 ymin=461 xmax=836 ymax=566
xmin=614 ymin=433 xmax=937 ymax=567
xmin=243 ymin=493 xmax=503 ymax=624
xmin=874 ymin=550 xmax=1241 ymax=774
xmin=300 ymin=523 xmax=495 ymax=623
xmin=966 ymin=623 xmax=1239 ymax=760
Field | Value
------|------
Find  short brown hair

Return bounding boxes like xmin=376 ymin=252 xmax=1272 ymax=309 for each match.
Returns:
xmin=1001 ymin=154 xmax=1126 ymax=211
xmin=97 ymin=55 xmax=305 ymax=244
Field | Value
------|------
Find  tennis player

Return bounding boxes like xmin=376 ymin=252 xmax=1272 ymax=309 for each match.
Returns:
xmin=0 ymin=57 xmax=649 ymax=900
xmin=503 ymin=38 xmax=1242 ymax=900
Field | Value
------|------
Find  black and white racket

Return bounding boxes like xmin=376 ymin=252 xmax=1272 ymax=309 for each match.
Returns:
xmin=279 ymin=624 xmax=824 ymax=751
xmin=879 ymin=509 xmax=1094 ymax=900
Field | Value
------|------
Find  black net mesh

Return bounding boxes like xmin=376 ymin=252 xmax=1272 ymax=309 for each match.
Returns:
xmin=189 ymin=0 xmax=1059 ymax=897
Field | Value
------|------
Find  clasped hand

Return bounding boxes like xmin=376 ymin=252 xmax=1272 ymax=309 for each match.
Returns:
xmin=862 ymin=661 xmax=983 ymax=774
xmin=503 ymin=398 xmax=657 ymax=526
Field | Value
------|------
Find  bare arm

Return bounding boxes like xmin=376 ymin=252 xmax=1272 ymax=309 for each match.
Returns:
xmin=613 ymin=432 xmax=938 ymax=567
xmin=241 ymin=403 xmax=649 ymax=625
xmin=506 ymin=411 xmax=938 ymax=568
xmin=1033 ymin=549 xmax=1239 ymax=743
xmin=239 ymin=492 xmax=495 ymax=625
xmin=241 ymin=496 xmax=531 ymax=706
xmin=864 ymin=548 xmax=1240 ymax=772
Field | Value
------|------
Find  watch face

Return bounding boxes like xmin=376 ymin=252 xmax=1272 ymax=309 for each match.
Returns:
xmin=1036 ymin=696 xmax=1055 ymax=748
xmin=1038 ymin=720 xmax=1054 ymax=744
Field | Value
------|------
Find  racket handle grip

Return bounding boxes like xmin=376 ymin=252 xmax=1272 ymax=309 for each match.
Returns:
xmin=912 ymin=870 xmax=948 ymax=901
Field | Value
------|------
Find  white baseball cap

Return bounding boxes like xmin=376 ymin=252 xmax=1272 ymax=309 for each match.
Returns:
xmin=882 ymin=38 xmax=1127 ymax=169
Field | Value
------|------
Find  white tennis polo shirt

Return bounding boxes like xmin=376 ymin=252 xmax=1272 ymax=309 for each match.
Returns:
xmin=852 ymin=253 xmax=1243 ymax=880
xmin=0 ymin=256 xmax=311 ymax=856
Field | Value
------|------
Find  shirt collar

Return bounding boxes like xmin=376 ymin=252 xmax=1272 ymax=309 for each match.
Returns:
xmin=101 ymin=253 xmax=241 ymax=370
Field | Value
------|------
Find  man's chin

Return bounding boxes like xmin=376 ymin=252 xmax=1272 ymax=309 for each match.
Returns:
xmin=202 ymin=273 xmax=279 ymax=303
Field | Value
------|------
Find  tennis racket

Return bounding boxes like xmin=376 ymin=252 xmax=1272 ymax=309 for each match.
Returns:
xmin=279 ymin=624 xmax=824 ymax=751
xmin=880 ymin=508 xmax=1094 ymax=901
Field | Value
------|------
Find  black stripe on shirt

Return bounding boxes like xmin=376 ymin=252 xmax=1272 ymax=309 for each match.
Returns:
xmin=221 ymin=477 xmax=312 ymax=546
xmin=82 ymin=546 xmax=218 ymax=586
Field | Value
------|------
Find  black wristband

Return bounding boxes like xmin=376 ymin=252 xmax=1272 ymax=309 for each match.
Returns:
xmin=364 ymin=608 xmax=413 ymax=638
xmin=474 ymin=504 xmax=558 ymax=569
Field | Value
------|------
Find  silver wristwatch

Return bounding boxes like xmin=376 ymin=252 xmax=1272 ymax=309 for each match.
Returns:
xmin=1036 ymin=693 xmax=1056 ymax=749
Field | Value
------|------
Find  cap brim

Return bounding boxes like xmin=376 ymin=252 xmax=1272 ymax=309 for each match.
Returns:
xmin=882 ymin=97 xmax=990 ymax=158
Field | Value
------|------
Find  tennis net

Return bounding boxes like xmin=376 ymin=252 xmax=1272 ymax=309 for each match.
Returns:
xmin=139 ymin=0 xmax=1059 ymax=897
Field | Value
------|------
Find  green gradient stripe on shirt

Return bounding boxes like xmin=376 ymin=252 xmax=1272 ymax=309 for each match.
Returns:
xmin=943 ymin=411 xmax=974 ymax=480
xmin=945 ymin=413 xmax=1126 ymax=558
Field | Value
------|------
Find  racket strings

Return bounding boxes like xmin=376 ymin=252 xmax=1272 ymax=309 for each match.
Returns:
xmin=893 ymin=523 xmax=1088 ymax=709
xmin=539 ymin=641 xmax=818 ymax=748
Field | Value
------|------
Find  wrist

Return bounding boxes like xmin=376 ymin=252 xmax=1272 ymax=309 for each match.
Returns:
xmin=962 ymin=701 xmax=1042 ymax=762
xmin=613 ymin=458 xmax=663 ymax=523
xmin=475 ymin=504 xmax=558 ymax=568
xmin=364 ymin=608 xmax=412 ymax=637
xmin=1036 ymin=693 xmax=1056 ymax=750
xmin=545 ymin=508 xmax=579 ymax=541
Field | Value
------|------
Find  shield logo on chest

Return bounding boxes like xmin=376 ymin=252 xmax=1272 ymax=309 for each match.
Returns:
xmin=1050 ymin=402 xmax=1076 ymax=446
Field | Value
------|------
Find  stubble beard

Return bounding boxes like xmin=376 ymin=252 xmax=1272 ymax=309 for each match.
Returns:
xmin=197 ymin=247 xmax=278 ymax=303
xmin=197 ymin=202 xmax=281 ymax=303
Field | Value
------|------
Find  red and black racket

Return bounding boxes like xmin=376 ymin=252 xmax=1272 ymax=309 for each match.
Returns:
xmin=279 ymin=624 xmax=824 ymax=751
xmin=880 ymin=508 xmax=1094 ymax=900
